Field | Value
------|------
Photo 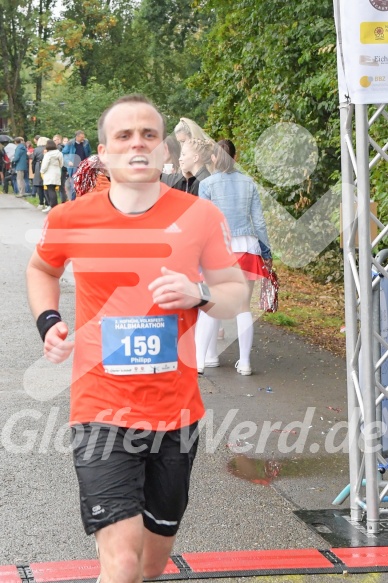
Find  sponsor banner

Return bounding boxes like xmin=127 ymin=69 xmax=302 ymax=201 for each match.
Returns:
xmin=335 ymin=0 xmax=388 ymax=103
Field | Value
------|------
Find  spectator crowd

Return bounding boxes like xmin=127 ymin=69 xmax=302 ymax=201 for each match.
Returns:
xmin=0 ymin=131 xmax=91 ymax=212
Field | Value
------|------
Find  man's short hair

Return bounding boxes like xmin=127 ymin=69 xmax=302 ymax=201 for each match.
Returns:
xmin=34 ymin=135 xmax=40 ymax=141
xmin=75 ymin=130 xmax=85 ymax=138
xmin=14 ymin=137 xmax=24 ymax=144
xmin=98 ymin=94 xmax=167 ymax=144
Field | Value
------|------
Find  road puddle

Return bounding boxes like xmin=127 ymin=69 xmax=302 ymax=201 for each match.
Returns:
xmin=227 ymin=453 xmax=348 ymax=486
xmin=227 ymin=456 xmax=281 ymax=485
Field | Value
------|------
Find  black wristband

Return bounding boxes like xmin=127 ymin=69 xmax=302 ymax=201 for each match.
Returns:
xmin=36 ymin=310 xmax=62 ymax=341
xmin=194 ymin=298 xmax=209 ymax=308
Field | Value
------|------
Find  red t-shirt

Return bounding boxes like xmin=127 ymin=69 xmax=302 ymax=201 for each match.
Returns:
xmin=37 ymin=185 xmax=235 ymax=430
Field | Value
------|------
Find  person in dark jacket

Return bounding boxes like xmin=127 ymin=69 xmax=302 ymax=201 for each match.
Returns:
xmin=62 ymin=130 xmax=92 ymax=200
xmin=32 ymin=137 xmax=50 ymax=209
xmin=13 ymin=138 xmax=28 ymax=197
xmin=162 ymin=119 xmax=211 ymax=192
xmin=174 ymin=138 xmax=213 ymax=195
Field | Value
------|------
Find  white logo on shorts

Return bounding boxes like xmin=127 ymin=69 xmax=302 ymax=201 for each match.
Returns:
xmin=92 ymin=505 xmax=105 ymax=516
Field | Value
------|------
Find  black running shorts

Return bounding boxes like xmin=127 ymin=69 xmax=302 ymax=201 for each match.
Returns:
xmin=72 ymin=422 xmax=199 ymax=536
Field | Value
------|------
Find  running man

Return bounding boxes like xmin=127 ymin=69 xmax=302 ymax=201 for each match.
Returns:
xmin=26 ymin=94 xmax=247 ymax=583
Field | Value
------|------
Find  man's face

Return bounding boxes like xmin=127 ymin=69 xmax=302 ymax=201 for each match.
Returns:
xmin=62 ymin=138 xmax=69 ymax=145
xmin=98 ymin=102 xmax=166 ymax=185
xmin=53 ymin=136 xmax=61 ymax=146
xmin=76 ymin=133 xmax=85 ymax=143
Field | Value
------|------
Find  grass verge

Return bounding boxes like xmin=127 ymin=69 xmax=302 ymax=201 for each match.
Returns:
xmin=252 ymin=260 xmax=346 ymax=358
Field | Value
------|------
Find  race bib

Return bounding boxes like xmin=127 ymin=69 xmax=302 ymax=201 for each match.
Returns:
xmin=101 ymin=315 xmax=178 ymax=375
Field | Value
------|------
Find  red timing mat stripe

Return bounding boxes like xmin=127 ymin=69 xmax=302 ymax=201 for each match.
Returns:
xmin=332 ymin=547 xmax=388 ymax=568
xmin=30 ymin=560 xmax=100 ymax=582
xmin=6 ymin=547 xmax=388 ymax=581
xmin=182 ymin=549 xmax=333 ymax=571
xmin=0 ymin=565 xmax=20 ymax=583
xmin=29 ymin=558 xmax=180 ymax=581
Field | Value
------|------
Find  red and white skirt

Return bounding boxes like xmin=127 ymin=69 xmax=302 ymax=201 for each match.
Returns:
xmin=232 ymin=236 xmax=269 ymax=281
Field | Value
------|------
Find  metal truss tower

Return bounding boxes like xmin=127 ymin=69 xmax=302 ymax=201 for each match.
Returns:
xmin=341 ymin=100 xmax=388 ymax=533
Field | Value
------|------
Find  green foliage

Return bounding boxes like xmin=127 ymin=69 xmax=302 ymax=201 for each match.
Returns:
xmin=368 ymin=107 xmax=388 ymax=240
xmin=188 ymin=0 xmax=345 ymax=280
xmin=35 ymin=79 xmax=124 ymax=149
xmin=49 ymin=0 xmax=211 ymax=126
xmin=0 ymin=0 xmax=362 ymax=286
xmin=191 ymin=0 xmax=339 ymax=212
xmin=301 ymin=244 xmax=344 ymax=284
xmin=0 ymin=0 xmax=36 ymax=134
xmin=55 ymin=0 xmax=124 ymax=87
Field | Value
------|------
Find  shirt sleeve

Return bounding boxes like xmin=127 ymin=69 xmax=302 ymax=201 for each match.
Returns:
xmin=36 ymin=205 xmax=69 ymax=268
xmin=251 ymin=182 xmax=270 ymax=249
xmin=13 ymin=147 xmax=20 ymax=165
xmin=198 ymin=200 xmax=235 ymax=271
xmin=40 ymin=154 xmax=48 ymax=175
xmin=198 ymin=179 xmax=211 ymax=200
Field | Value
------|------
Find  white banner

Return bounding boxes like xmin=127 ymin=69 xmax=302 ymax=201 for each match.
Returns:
xmin=335 ymin=0 xmax=388 ymax=103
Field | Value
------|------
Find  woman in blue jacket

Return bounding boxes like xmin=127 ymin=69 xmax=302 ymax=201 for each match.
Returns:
xmin=13 ymin=137 xmax=28 ymax=197
xmin=196 ymin=140 xmax=272 ymax=376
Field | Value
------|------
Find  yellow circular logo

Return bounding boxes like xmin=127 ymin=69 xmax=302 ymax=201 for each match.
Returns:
xmin=360 ymin=76 xmax=373 ymax=87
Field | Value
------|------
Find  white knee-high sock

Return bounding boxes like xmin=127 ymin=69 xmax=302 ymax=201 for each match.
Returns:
xmin=195 ymin=312 xmax=219 ymax=369
xmin=237 ymin=311 xmax=253 ymax=365
xmin=206 ymin=319 xmax=219 ymax=361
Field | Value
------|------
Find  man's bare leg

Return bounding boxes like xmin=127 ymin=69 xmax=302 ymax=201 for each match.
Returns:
xmin=95 ymin=516 xmax=144 ymax=583
xmin=95 ymin=516 xmax=176 ymax=583
xmin=143 ymin=528 xmax=176 ymax=579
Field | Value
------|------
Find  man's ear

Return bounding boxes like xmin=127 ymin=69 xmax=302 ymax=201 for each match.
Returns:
xmin=163 ymin=141 xmax=169 ymax=163
xmin=97 ymin=143 xmax=107 ymax=165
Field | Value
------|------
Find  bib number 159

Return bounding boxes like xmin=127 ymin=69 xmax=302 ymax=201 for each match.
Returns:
xmin=121 ymin=335 xmax=161 ymax=357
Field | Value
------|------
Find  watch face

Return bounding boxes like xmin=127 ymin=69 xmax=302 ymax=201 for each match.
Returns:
xmin=199 ymin=282 xmax=211 ymax=301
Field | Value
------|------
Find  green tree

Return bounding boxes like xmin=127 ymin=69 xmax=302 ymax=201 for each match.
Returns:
xmin=34 ymin=0 xmax=57 ymax=105
xmin=130 ymin=0 xmax=213 ymax=126
xmin=191 ymin=0 xmax=338 ymax=207
xmin=190 ymin=0 xmax=342 ymax=279
xmin=0 ymin=0 xmax=35 ymax=135
xmin=54 ymin=0 xmax=123 ymax=87
xmin=35 ymin=79 xmax=124 ymax=149
xmin=50 ymin=0 xmax=212 ymax=127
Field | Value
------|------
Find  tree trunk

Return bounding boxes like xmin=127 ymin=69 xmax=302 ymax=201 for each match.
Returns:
xmin=0 ymin=1 xmax=33 ymax=135
xmin=35 ymin=0 xmax=44 ymax=104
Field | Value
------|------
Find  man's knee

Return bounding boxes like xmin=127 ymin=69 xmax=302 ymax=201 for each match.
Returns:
xmin=143 ymin=557 xmax=169 ymax=580
xmin=100 ymin=549 xmax=142 ymax=583
xmin=142 ymin=531 xmax=174 ymax=580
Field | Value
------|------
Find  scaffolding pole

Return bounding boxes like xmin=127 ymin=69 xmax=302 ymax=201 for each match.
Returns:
xmin=355 ymin=105 xmax=380 ymax=532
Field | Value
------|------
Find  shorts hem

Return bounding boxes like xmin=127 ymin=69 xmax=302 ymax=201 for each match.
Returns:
xmin=84 ymin=510 xmax=142 ymax=536
xmin=143 ymin=515 xmax=180 ymax=537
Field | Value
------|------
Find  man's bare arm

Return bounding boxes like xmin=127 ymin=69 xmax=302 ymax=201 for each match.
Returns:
xmin=200 ymin=265 xmax=248 ymax=319
xmin=26 ymin=249 xmax=65 ymax=318
xmin=26 ymin=251 xmax=74 ymax=363
xmin=149 ymin=265 xmax=248 ymax=319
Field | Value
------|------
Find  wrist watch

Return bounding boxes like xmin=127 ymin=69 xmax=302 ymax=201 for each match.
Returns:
xmin=195 ymin=282 xmax=212 ymax=308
